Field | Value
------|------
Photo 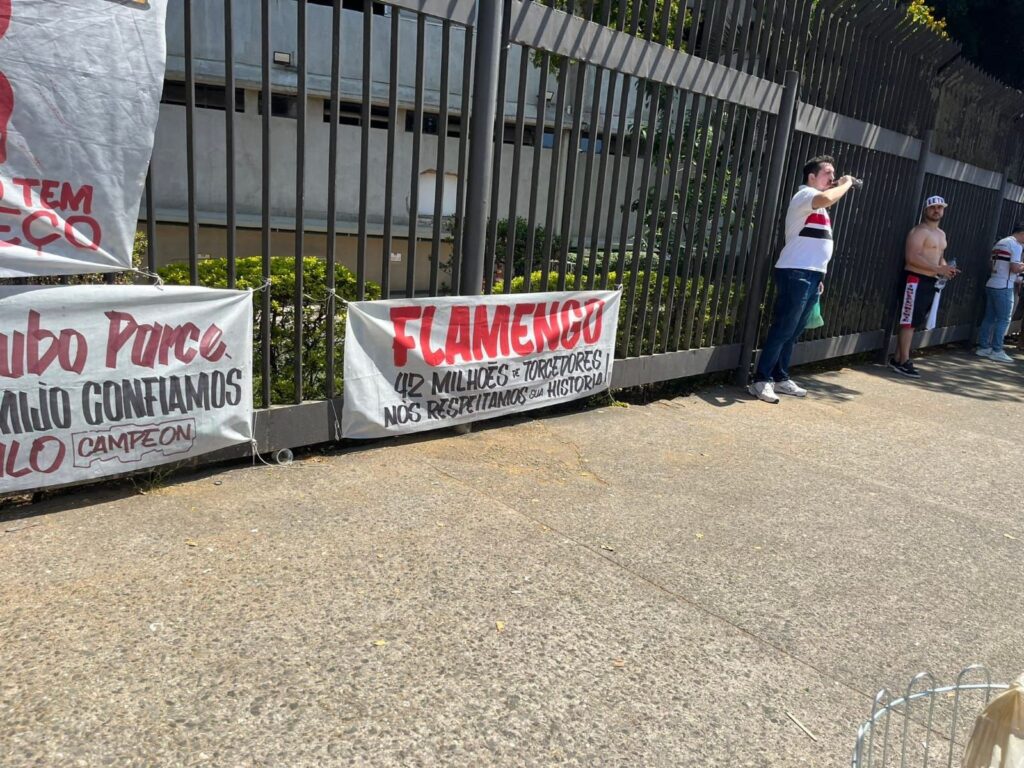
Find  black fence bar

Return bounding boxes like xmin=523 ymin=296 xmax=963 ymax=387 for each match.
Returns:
xmin=293 ymin=0 xmax=307 ymax=404
xmin=451 ymin=25 xmax=473 ymax=296
xmin=522 ymin=52 xmax=549 ymax=284
xmin=540 ymin=58 xmax=569 ymax=286
xmin=687 ymin=0 xmax=706 ymax=54
xmin=654 ymin=0 xmax=671 ymax=50
xmin=584 ymin=67 xmax=616 ymax=290
xmin=382 ymin=9 xmax=400 ymax=300
xmin=621 ymin=80 xmax=661 ymax=357
xmin=848 ymin=145 xmax=890 ymax=333
xmin=357 ymin=5 xmax=371 ymax=299
xmin=702 ymin=0 xmax=725 ymax=61
xmin=824 ymin=19 xmax=851 ymax=116
xmin=144 ymin=169 xmax=157 ymax=274
xmin=557 ymin=59 xmax=587 ymax=291
xmin=751 ymin=0 xmax=775 ymax=80
xmin=430 ymin=21 xmax=451 ymax=296
xmin=634 ymin=87 xmax=681 ymax=355
xmin=706 ymin=106 xmax=755 ymax=346
xmin=183 ymin=0 xmax=198 ymax=284
xmin=660 ymin=93 xmax=704 ymax=353
xmin=483 ymin=16 xmax=508 ymax=293
xmin=224 ymin=0 xmax=236 ymax=289
xmin=504 ymin=46 xmax=529 ymax=293
xmin=459 ymin=0 xmax=501 ymax=296
xmin=730 ymin=0 xmax=752 ymax=71
xmin=407 ymin=15 xmax=426 ymax=297
xmin=713 ymin=108 xmax=763 ymax=347
xmin=615 ymin=77 xmax=646 ymax=292
xmin=599 ymin=71 xmax=630 ymax=290
xmin=259 ymin=0 xmax=272 ymax=407
xmin=574 ymin=65 xmax=604 ymax=289
xmin=672 ymin=96 xmax=716 ymax=350
xmin=767 ymin=0 xmax=790 ymax=83
xmin=685 ymin=99 xmax=730 ymax=349
xmin=871 ymin=151 xmax=915 ymax=326
xmin=830 ymin=142 xmax=869 ymax=336
xmin=721 ymin=112 xmax=772 ymax=346
xmin=324 ymin=0 xmax=343 ymax=400
xmin=827 ymin=141 xmax=867 ymax=337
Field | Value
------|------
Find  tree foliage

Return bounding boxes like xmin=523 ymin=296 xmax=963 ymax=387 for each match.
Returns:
xmin=907 ymin=0 xmax=949 ymax=37
xmin=925 ymin=0 xmax=1024 ymax=89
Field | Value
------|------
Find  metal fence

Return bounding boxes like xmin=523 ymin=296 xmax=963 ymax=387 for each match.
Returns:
xmin=42 ymin=0 xmax=1024 ymax=455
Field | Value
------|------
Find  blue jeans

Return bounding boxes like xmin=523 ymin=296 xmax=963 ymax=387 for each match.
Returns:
xmin=978 ymin=286 xmax=1015 ymax=352
xmin=755 ymin=268 xmax=823 ymax=383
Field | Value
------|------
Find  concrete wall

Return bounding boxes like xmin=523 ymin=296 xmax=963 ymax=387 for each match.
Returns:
xmin=145 ymin=1 xmax=665 ymax=290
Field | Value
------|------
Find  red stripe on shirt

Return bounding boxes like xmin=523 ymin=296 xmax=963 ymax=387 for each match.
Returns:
xmin=805 ymin=213 xmax=830 ymax=226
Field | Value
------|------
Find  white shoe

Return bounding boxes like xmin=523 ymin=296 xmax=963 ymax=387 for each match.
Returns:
xmin=774 ymin=379 xmax=807 ymax=397
xmin=989 ymin=350 xmax=1014 ymax=363
xmin=747 ymin=380 xmax=780 ymax=404
xmin=976 ymin=347 xmax=992 ymax=357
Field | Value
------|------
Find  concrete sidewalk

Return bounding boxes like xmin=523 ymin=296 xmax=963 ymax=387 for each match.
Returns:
xmin=2 ymin=349 xmax=1023 ymax=767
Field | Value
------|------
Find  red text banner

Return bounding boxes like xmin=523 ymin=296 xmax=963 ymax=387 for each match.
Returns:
xmin=0 ymin=0 xmax=168 ymax=277
xmin=342 ymin=290 xmax=621 ymax=439
xmin=0 ymin=284 xmax=253 ymax=493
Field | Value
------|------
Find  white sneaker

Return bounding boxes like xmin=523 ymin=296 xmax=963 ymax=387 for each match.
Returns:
xmin=976 ymin=347 xmax=993 ymax=357
xmin=747 ymin=380 xmax=780 ymax=404
xmin=774 ymin=379 xmax=807 ymax=397
xmin=989 ymin=350 xmax=1014 ymax=363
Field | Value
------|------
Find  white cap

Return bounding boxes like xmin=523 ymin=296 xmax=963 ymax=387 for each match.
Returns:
xmin=924 ymin=195 xmax=947 ymax=208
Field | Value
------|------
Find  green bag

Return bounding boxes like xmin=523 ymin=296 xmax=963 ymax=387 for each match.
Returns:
xmin=805 ymin=297 xmax=824 ymax=329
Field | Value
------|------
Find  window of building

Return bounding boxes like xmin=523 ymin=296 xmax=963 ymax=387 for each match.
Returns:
xmin=579 ymin=135 xmax=602 ymax=154
xmin=323 ymin=100 xmax=391 ymax=129
xmin=257 ymin=92 xmax=300 ymax=119
xmin=161 ymin=81 xmax=245 ymax=112
xmin=580 ymin=130 xmax=619 ymax=155
xmin=502 ymin=122 xmax=537 ymax=146
xmin=405 ymin=111 xmax=462 ymax=138
xmin=307 ymin=0 xmax=386 ymax=15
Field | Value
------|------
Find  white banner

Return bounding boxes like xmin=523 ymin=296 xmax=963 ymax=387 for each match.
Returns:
xmin=343 ymin=290 xmax=621 ymax=439
xmin=0 ymin=0 xmax=168 ymax=277
xmin=0 ymin=285 xmax=253 ymax=492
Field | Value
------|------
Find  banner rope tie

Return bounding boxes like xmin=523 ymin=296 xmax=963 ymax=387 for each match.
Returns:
xmin=132 ymin=268 xmax=164 ymax=287
xmin=249 ymin=438 xmax=277 ymax=468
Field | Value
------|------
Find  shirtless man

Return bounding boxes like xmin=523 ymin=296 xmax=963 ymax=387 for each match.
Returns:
xmin=888 ymin=195 xmax=960 ymax=378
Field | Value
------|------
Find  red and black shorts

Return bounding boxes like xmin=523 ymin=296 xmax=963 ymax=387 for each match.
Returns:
xmin=898 ymin=270 xmax=937 ymax=329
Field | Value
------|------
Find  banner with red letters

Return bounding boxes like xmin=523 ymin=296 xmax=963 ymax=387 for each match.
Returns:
xmin=342 ymin=290 xmax=621 ymax=439
xmin=0 ymin=285 xmax=253 ymax=493
xmin=0 ymin=0 xmax=168 ymax=277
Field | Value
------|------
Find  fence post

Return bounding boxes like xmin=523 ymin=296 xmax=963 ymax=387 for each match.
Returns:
xmin=985 ymin=169 xmax=1010 ymax=249
xmin=459 ymin=0 xmax=503 ymax=296
xmin=734 ymin=70 xmax=801 ymax=386
xmin=876 ymin=129 xmax=934 ymax=363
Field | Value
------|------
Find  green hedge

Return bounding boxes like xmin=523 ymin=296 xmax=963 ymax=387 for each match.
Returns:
xmin=159 ymin=256 xmax=380 ymax=405
xmin=491 ymin=269 xmax=738 ymax=353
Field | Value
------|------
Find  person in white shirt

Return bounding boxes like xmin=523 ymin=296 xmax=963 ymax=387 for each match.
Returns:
xmin=976 ymin=222 xmax=1024 ymax=363
xmin=748 ymin=155 xmax=857 ymax=403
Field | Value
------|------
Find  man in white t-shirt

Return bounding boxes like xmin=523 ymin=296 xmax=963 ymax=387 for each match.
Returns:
xmin=748 ymin=155 xmax=857 ymax=403
xmin=976 ymin=222 xmax=1024 ymax=363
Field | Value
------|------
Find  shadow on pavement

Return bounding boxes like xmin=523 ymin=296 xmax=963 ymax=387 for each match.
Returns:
xmin=863 ymin=347 xmax=1024 ymax=403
